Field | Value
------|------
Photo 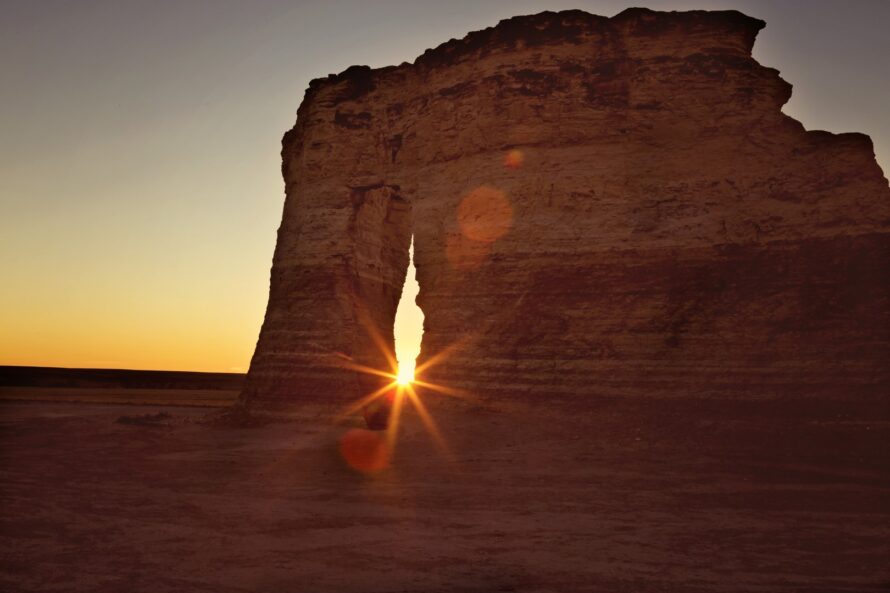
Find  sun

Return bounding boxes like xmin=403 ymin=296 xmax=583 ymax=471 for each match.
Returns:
xmin=396 ymin=361 xmax=415 ymax=385
xmin=332 ymin=304 xmax=472 ymax=461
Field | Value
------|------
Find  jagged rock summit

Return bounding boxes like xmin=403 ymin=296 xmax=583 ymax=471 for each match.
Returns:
xmin=240 ymin=8 xmax=889 ymax=409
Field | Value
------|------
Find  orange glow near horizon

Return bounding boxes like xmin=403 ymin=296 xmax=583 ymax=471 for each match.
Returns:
xmin=0 ymin=306 xmax=259 ymax=373
xmin=1 ymin=243 xmax=426 ymax=375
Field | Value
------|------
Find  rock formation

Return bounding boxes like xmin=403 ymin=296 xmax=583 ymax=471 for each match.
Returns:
xmin=240 ymin=8 xmax=889 ymax=409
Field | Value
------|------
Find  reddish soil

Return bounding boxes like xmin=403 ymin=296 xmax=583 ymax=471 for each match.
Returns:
xmin=1 ymin=395 xmax=888 ymax=592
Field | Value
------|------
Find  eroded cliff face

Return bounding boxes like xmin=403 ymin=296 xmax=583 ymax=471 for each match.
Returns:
xmin=240 ymin=8 xmax=889 ymax=408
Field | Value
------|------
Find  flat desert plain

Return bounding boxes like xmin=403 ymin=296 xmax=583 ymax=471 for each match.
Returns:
xmin=1 ymin=390 xmax=888 ymax=592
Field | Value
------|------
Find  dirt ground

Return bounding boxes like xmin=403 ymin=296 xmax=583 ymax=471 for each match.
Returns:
xmin=0 ymin=386 xmax=238 ymax=407
xmin=1 ymin=393 xmax=888 ymax=592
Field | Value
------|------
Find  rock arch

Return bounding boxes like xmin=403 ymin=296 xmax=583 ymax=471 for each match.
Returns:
xmin=240 ymin=8 xmax=889 ymax=408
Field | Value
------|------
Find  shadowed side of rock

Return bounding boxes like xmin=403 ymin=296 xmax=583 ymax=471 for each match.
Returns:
xmin=240 ymin=8 xmax=890 ymax=409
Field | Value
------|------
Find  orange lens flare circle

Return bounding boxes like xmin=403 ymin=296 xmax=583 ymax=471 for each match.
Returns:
xmin=504 ymin=149 xmax=524 ymax=169
xmin=339 ymin=428 xmax=390 ymax=473
xmin=456 ymin=185 xmax=513 ymax=244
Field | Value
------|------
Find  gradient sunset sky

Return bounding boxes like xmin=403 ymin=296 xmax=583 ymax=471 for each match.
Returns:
xmin=1 ymin=0 xmax=888 ymax=372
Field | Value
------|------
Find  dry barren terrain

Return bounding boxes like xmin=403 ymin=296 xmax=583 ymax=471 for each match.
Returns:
xmin=1 ymin=390 xmax=888 ymax=592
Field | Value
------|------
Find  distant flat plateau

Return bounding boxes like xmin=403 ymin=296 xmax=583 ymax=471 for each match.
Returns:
xmin=0 ymin=366 xmax=243 ymax=407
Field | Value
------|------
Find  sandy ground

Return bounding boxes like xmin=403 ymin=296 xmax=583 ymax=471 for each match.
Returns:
xmin=1 ymin=393 xmax=888 ymax=592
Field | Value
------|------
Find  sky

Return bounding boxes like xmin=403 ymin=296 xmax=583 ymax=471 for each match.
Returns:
xmin=1 ymin=0 xmax=887 ymax=373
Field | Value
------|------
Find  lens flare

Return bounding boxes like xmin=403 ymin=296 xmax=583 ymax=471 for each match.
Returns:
xmin=457 ymin=185 xmax=513 ymax=244
xmin=339 ymin=429 xmax=390 ymax=473
xmin=331 ymin=297 xmax=484 ymax=469
xmin=504 ymin=149 xmax=524 ymax=169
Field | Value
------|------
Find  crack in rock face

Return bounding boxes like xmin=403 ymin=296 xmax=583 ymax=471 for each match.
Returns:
xmin=239 ymin=8 xmax=890 ymax=410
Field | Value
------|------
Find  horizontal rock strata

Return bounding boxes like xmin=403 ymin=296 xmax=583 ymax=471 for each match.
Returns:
xmin=241 ymin=8 xmax=889 ymax=407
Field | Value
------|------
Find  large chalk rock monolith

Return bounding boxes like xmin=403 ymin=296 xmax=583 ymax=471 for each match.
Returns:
xmin=240 ymin=8 xmax=889 ymax=409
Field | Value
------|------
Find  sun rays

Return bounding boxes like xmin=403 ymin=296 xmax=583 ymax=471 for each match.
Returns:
xmin=333 ymin=281 xmax=531 ymax=473
xmin=335 ymin=353 xmax=460 ymax=458
xmin=330 ymin=304 xmax=468 ymax=468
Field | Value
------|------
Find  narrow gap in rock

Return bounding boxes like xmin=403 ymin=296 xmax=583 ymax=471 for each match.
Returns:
xmin=393 ymin=236 xmax=424 ymax=383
